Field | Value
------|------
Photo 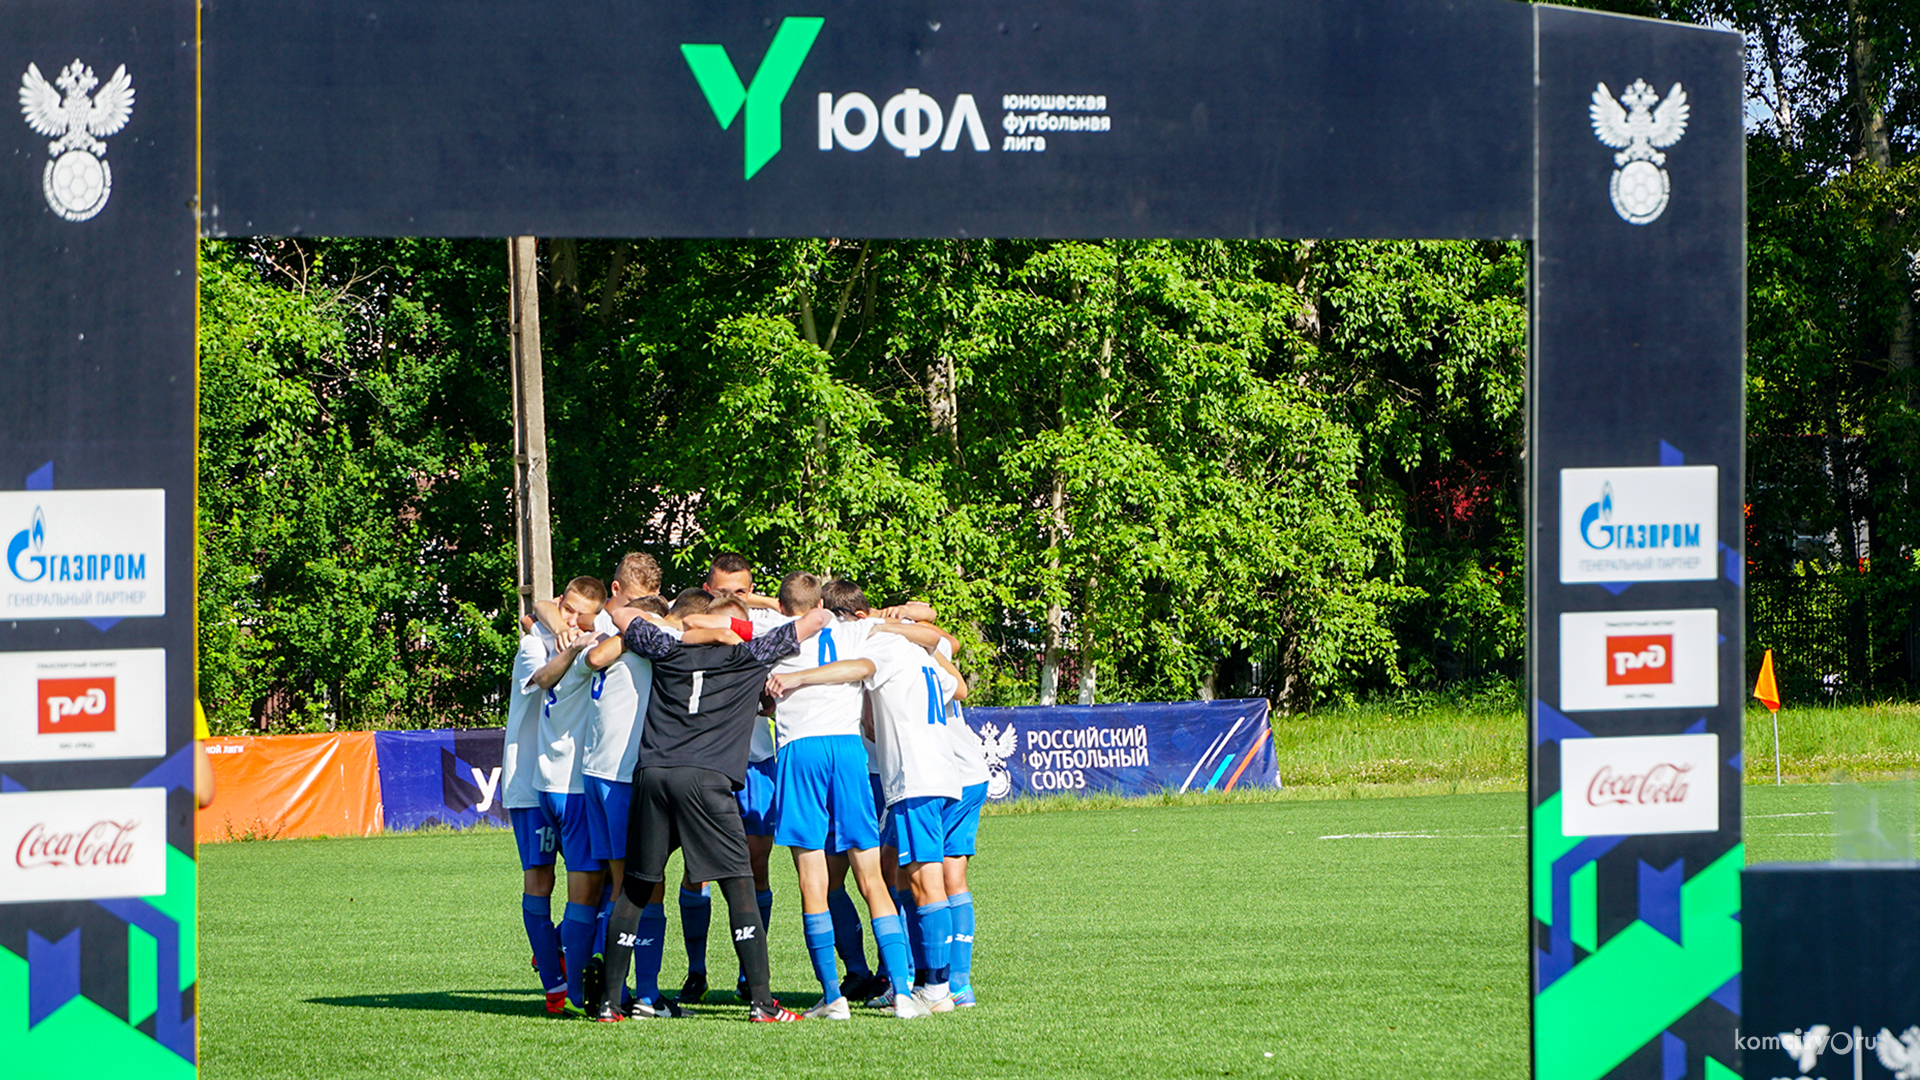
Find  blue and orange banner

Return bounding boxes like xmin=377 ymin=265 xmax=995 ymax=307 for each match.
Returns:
xmin=193 ymin=700 xmax=1279 ymax=843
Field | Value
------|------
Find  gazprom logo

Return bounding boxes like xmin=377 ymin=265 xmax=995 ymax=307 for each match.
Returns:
xmin=6 ymin=507 xmax=47 ymax=581
xmin=1578 ymin=481 xmax=1700 ymax=551
xmin=6 ymin=506 xmax=146 ymax=583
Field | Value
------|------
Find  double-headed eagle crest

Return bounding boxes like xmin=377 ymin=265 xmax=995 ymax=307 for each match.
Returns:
xmin=19 ymin=59 xmax=134 ymax=222
xmin=1590 ymin=79 xmax=1687 ymax=225
xmin=976 ymin=721 xmax=1019 ymax=800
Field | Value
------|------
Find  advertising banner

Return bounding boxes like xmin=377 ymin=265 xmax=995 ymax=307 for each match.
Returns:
xmin=372 ymin=729 xmax=509 ymax=833
xmin=0 ymin=0 xmax=198 ymax=1071
xmin=962 ymin=699 xmax=1274 ymax=802
xmin=0 ymin=788 xmax=168 ymax=903
xmin=195 ymin=733 xmax=383 ymax=844
xmin=0 ymin=648 xmax=166 ymax=762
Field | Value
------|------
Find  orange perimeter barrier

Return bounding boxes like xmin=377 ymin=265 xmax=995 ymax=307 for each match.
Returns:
xmin=196 ymin=731 xmax=384 ymax=843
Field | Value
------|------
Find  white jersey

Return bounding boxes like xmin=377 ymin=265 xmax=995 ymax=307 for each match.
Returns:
xmin=583 ymin=610 xmax=651 ymax=782
xmin=745 ymin=607 xmax=795 ymax=761
xmin=945 ymin=699 xmax=991 ymax=787
xmin=503 ymin=632 xmax=550 ymax=810
xmin=772 ymin=617 xmax=876 ymax=746
xmin=864 ymin=632 xmax=962 ymax=806
xmin=526 ymin=625 xmax=597 ymax=794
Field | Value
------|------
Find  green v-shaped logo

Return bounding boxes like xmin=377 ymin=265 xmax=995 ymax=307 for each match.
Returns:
xmin=681 ymin=17 xmax=824 ymax=180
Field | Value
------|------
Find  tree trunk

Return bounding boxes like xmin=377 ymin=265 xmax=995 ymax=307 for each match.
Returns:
xmin=1845 ymin=0 xmax=1891 ymax=170
xmin=928 ymin=353 xmax=961 ymax=462
xmin=1077 ymin=573 xmax=1097 ymax=705
xmin=597 ymin=242 xmax=629 ymax=323
xmin=1039 ymin=469 xmax=1066 ymax=706
xmin=1845 ymin=0 xmax=1913 ymax=399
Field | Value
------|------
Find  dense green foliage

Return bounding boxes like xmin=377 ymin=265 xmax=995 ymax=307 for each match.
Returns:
xmin=196 ymin=0 xmax=1918 ymax=731
xmin=197 ymin=238 xmax=1526 ymax=730
xmin=1564 ymin=0 xmax=1920 ymax=699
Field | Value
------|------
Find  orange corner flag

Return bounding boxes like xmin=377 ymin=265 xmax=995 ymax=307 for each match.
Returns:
xmin=1753 ymin=649 xmax=1781 ymax=713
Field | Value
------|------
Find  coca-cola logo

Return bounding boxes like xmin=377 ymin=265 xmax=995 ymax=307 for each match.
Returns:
xmin=1606 ymin=634 xmax=1673 ymax=686
xmin=37 ymin=675 xmax=116 ymax=734
xmin=1587 ymin=762 xmax=1692 ymax=807
xmin=15 ymin=818 xmax=139 ymax=870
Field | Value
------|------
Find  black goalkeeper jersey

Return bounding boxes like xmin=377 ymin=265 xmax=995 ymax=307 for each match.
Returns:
xmin=622 ymin=618 xmax=800 ymax=788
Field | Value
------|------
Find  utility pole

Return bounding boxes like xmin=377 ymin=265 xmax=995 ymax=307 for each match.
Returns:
xmin=508 ymin=236 xmax=552 ymax=620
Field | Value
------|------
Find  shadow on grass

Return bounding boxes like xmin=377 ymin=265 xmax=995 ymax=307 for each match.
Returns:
xmin=302 ymin=988 xmax=831 ymax=1018
xmin=305 ymin=988 xmax=544 ymax=1016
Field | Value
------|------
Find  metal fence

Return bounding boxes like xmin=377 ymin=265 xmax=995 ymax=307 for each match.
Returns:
xmin=1747 ymin=574 xmax=1916 ymax=704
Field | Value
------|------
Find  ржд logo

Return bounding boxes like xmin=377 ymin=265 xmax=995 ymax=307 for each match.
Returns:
xmin=38 ymin=676 xmax=115 ymax=735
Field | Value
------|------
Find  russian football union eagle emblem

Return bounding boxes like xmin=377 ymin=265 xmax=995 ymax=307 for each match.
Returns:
xmin=976 ymin=721 xmax=1020 ymax=801
xmin=19 ymin=60 xmax=134 ymax=223
xmin=1590 ymin=79 xmax=1687 ymax=225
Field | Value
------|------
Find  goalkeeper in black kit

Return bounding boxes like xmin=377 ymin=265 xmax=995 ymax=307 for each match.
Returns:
xmin=593 ymin=599 xmax=834 ymax=1023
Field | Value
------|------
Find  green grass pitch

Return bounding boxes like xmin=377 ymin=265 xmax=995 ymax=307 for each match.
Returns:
xmin=198 ymin=787 xmax=1842 ymax=1079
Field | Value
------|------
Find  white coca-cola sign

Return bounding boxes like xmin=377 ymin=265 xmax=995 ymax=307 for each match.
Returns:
xmin=0 ymin=788 xmax=166 ymax=902
xmin=1560 ymin=733 xmax=1719 ymax=836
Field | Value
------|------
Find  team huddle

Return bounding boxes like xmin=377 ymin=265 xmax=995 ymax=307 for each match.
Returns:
xmin=502 ymin=553 xmax=989 ymax=1023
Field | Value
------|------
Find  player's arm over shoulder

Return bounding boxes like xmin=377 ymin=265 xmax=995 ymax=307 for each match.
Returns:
xmin=931 ymin=648 xmax=969 ymax=701
xmin=872 ymin=617 xmax=959 ymax=655
xmin=768 ymin=657 xmax=876 ymax=698
xmin=743 ymin=608 xmax=829 ymax=665
xmin=622 ymin=616 xmax=682 ymax=660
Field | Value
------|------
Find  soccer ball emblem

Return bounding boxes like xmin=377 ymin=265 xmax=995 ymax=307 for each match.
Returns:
xmin=1590 ymin=79 xmax=1687 ymax=227
xmin=19 ymin=60 xmax=134 ymax=224
xmin=1609 ymin=160 xmax=1668 ymax=226
xmin=43 ymin=150 xmax=111 ymax=222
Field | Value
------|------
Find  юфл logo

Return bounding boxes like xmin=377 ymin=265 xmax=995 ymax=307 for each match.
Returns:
xmin=682 ymin=17 xmax=824 ymax=179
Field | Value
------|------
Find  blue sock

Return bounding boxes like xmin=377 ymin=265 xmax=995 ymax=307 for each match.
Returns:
xmin=803 ymin=911 xmax=841 ymax=1002
xmin=680 ymin=884 xmax=710 ymax=973
xmin=595 ymin=883 xmax=614 ymax=957
xmin=827 ymin=887 xmax=870 ymax=976
xmin=523 ymin=894 xmax=564 ymax=993
xmin=872 ymin=912 xmax=912 ymax=998
xmin=562 ymin=902 xmax=598 ymax=1007
xmin=914 ymin=901 xmax=951 ymax=984
xmin=635 ymin=903 xmax=667 ymax=1004
xmin=896 ymin=888 xmax=922 ymax=977
xmin=947 ymin=891 xmax=974 ymax=989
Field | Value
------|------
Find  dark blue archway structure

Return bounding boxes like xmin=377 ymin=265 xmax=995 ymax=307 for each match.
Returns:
xmin=1 ymin=3 xmax=1743 ymax=1076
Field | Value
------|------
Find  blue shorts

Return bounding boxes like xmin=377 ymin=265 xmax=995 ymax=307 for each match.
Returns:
xmin=736 ymin=756 xmax=777 ymax=837
xmin=585 ymin=776 xmax=632 ymax=863
xmin=539 ymin=790 xmax=602 ymax=872
xmin=884 ymin=796 xmax=953 ymax=866
xmin=511 ymin=805 xmax=558 ymax=870
xmin=773 ymin=735 xmax=881 ymax=853
xmin=943 ymin=782 xmax=987 ymax=858
xmin=869 ymin=773 xmax=885 ymax=822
